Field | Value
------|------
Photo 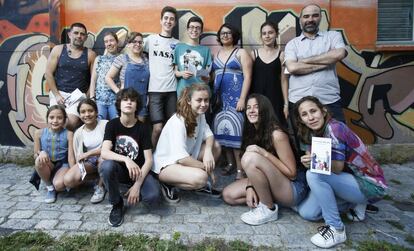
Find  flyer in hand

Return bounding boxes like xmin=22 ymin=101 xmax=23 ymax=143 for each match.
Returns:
xmin=310 ymin=137 xmax=332 ymax=175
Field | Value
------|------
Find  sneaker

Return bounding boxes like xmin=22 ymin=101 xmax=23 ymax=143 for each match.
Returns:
xmin=366 ymin=204 xmax=379 ymax=214
xmin=44 ymin=189 xmax=57 ymax=204
xmin=310 ymin=225 xmax=346 ymax=248
xmin=108 ymin=199 xmax=124 ymax=227
xmin=240 ymin=202 xmax=278 ymax=225
xmin=90 ymin=185 xmax=106 ymax=204
xmin=346 ymin=204 xmax=366 ymax=222
xmin=196 ymin=181 xmax=221 ymax=198
xmin=160 ymin=183 xmax=180 ymax=203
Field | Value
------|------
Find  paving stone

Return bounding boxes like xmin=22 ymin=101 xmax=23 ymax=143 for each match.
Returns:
xmin=249 ymin=234 xmax=284 ymax=248
xmin=80 ymin=221 xmax=110 ymax=231
xmin=60 ymin=212 xmax=83 ymax=221
xmin=0 ymin=201 xmax=16 ymax=209
xmin=251 ymin=222 xmax=280 ymax=235
xmin=32 ymin=210 xmax=61 ymax=219
xmin=184 ymin=214 xmax=209 ymax=223
xmin=0 ymin=194 xmax=11 ymax=201
xmin=8 ymin=189 xmax=32 ymax=196
xmin=15 ymin=201 xmax=41 ymax=210
xmin=0 ymin=209 xmax=11 ymax=217
xmin=225 ymin=223 xmax=254 ymax=235
xmin=60 ymin=204 xmax=83 ymax=212
xmin=172 ymin=223 xmax=200 ymax=234
xmin=82 ymin=213 xmax=108 ymax=222
xmin=34 ymin=219 xmax=59 ymax=230
xmin=131 ymin=213 xmax=160 ymax=223
xmin=209 ymin=214 xmax=234 ymax=223
xmin=175 ymin=206 xmax=200 ymax=214
xmin=159 ymin=214 xmax=184 ymax=223
xmin=9 ymin=210 xmax=35 ymax=219
xmin=0 ymin=219 xmax=38 ymax=229
xmin=141 ymin=223 xmax=171 ymax=233
xmin=55 ymin=220 xmax=82 ymax=230
xmin=37 ymin=203 xmax=62 ymax=211
xmin=199 ymin=223 xmax=225 ymax=234
xmin=200 ymin=206 xmax=226 ymax=214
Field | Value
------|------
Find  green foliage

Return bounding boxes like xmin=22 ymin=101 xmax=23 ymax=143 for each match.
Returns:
xmin=357 ymin=240 xmax=410 ymax=251
xmin=0 ymin=232 xmax=54 ymax=251
xmin=390 ymin=179 xmax=402 ymax=185
xmin=405 ymin=234 xmax=414 ymax=245
xmin=386 ymin=220 xmax=405 ymax=231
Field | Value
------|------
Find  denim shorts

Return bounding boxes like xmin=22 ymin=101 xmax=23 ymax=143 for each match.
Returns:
xmin=84 ymin=156 xmax=99 ymax=170
xmin=291 ymin=170 xmax=309 ymax=206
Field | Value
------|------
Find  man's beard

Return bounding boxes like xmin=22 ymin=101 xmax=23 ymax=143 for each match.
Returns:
xmin=303 ymin=22 xmax=318 ymax=34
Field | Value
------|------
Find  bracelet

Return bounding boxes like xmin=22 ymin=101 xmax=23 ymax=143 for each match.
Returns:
xmin=283 ymin=103 xmax=288 ymax=108
xmin=246 ymin=185 xmax=254 ymax=191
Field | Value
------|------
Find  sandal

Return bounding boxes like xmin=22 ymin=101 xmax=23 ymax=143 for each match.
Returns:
xmin=221 ymin=163 xmax=236 ymax=176
xmin=235 ymin=169 xmax=245 ymax=180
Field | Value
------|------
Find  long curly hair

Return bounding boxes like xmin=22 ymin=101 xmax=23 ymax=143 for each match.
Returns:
xmin=176 ymin=83 xmax=211 ymax=138
xmin=293 ymin=96 xmax=331 ymax=145
xmin=241 ymin=94 xmax=286 ymax=156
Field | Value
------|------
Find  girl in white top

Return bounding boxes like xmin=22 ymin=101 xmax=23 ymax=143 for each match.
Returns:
xmin=152 ymin=83 xmax=221 ymax=202
xmin=63 ymin=98 xmax=108 ymax=203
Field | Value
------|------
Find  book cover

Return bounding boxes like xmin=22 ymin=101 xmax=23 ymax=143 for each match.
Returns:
xmin=310 ymin=137 xmax=332 ymax=175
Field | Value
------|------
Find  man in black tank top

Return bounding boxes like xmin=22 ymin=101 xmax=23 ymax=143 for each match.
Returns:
xmin=45 ymin=22 xmax=96 ymax=131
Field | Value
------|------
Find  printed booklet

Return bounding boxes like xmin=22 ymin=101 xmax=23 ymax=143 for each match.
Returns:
xmin=310 ymin=137 xmax=332 ymax=175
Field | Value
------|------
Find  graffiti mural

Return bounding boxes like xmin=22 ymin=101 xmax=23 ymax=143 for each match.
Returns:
xmin=0 ymin=1 xmax=413 ymax=147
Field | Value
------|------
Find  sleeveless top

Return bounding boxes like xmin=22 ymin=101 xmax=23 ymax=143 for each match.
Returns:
xmin=95 ymin=54 xmax=118 ymax=105
xmin=40 ymin=128 xmax=68 ymax=162
xmin=251 ymin=49 xmax=286 ymax=125
xmin=55 ymin=44 xmax=90 ymax=93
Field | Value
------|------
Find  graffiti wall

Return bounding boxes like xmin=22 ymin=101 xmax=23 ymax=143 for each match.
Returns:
xmin=0 ymin=0 xmax=413 ymax=147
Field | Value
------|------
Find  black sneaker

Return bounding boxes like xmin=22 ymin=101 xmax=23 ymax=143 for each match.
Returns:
xmin=160 ymin=183 xmax=180 ymax=203
xmin=108 ymin=199 xmax=124 ymax=227
xmin=196 ymin=181 xmax=222 ymax=198
xmin=366 ymin=204 xmax=379 ymax=214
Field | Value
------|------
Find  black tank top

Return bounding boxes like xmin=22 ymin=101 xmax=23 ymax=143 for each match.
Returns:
xmin=251 ymin=49 xmax=286 ymax=125
xmin=55 ymin=44 xmax=90 ymax=93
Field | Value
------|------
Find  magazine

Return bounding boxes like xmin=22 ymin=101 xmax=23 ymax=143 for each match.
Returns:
xmin=310 ymin=137 xmax=332 ymax=175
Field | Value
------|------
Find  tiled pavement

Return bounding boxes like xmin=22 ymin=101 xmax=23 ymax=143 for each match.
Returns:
xmin=0 ymin=162 xmax=413 ymax=250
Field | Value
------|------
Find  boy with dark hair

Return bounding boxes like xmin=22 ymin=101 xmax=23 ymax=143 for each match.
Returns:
xmin=100 ymin=88 xmax=160 ymax=227
xmin=174 ymin=16 xmax=212 ymax=97
xmin=144 ymin=6 xmax=179 ymax=147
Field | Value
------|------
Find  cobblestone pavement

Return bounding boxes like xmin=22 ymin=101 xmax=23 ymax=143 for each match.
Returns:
xmin=0 ymin=162 xmax=413 ymax=250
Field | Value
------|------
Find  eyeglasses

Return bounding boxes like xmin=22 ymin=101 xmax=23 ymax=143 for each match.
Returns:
xmin=220 ymin=31 xmax=232 ymax=37
xmin=131 ymin=40 xmax=144 ymax=45
xmin=188 ymin=26 xmax=202 ymax=31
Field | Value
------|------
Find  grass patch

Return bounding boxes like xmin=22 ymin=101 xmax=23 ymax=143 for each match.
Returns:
xmin=0 ymin=231 xmax=263 ymax=251
xmin=405 ymin=234 xmax=414 ymax=245
xmin=390 ymin=179 xmax=402 ymax=185
xmin=383 ymin=194 xmax=394 ymax=201
xmin=357 ymin=240 xmax=410 ymax=251
xmin=0 ymin=232 xmax=54 ymax=251
xmin=386 ymin=220 xmax=405 ymax=231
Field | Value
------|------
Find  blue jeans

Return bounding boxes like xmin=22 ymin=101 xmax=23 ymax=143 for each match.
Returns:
xmin=100 ymin=160 xmax=160 ymax=206
xmin=297 ymin=171 xmax=367 ymax=229
xmin=97 ymin=103 xmax=118 ymax=120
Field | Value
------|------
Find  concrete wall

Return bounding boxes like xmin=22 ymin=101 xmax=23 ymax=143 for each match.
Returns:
xmin=0 ymin=0 xmax=413 ymax=148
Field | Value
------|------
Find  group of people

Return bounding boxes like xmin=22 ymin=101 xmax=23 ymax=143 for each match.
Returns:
xmin=31 ymin=3 xmax=388 ymax=249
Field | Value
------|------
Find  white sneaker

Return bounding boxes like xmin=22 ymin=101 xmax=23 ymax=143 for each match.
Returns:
xmin=90 ymin=186 xmax=106 ymax=204
xmin=240 ymin=202 xmax=278 ymax=225
xmin=311 ymin=225 xmax=347 ymax=248
xmin=346 ymin=204 xmax=366 ymax=222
